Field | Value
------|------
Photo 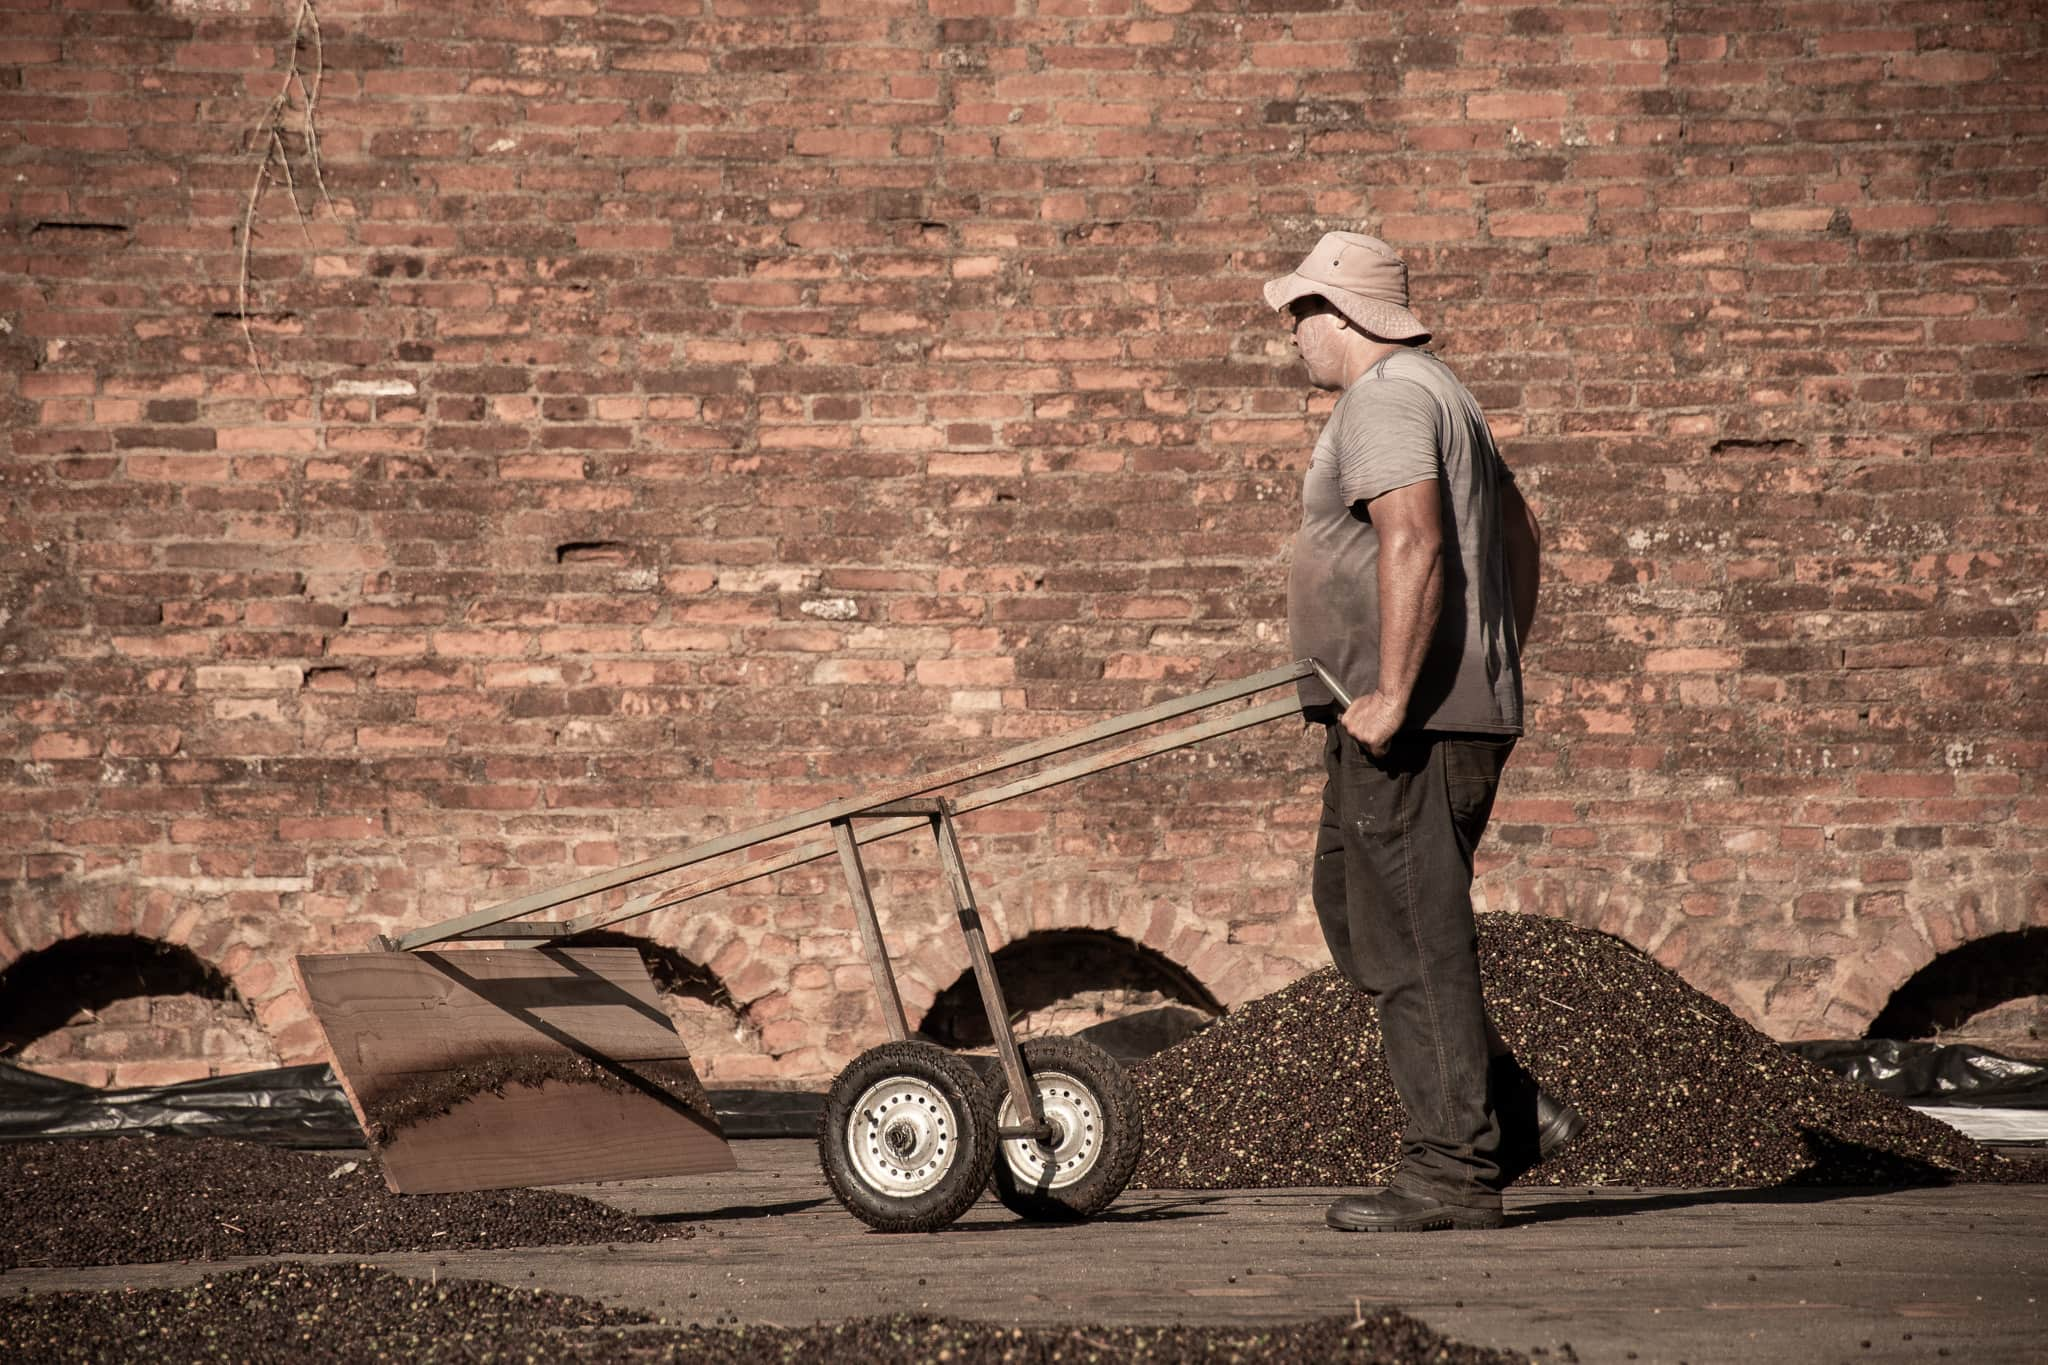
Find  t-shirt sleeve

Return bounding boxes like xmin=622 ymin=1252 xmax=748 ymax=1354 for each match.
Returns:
xmin=1327 ymin=377 xmax=1442 ymax=507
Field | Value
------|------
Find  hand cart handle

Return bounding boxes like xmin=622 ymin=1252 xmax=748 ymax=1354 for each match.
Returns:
xmin=1308 ymin=657 xmax=1356 ymax=711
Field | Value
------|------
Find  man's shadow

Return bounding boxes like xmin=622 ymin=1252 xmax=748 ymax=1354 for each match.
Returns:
xmin=1507 ymin=1129 xmax=1983 ymax=1226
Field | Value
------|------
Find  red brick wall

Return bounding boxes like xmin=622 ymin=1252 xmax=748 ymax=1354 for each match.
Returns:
xmin=4 ymin=0 xmax=2044 ymax=1083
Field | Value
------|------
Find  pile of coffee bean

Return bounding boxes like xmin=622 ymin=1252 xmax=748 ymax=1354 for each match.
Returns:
xmin=0 ymin=1264 xmax=642 ymax=1364
xmin=360 ymin=1055 xmax=716 ymax=1146
xmin=0 ymin=1263 xmax=1525 ymax=1365
xmin=1133 ymin=913 xmax=2032 ymax=1190
xmin=0 ymin=1136 xmax=689 ymax=1270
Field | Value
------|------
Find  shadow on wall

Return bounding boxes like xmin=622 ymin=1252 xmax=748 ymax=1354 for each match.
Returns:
xmin=0 ymin=934 xmax=275 ymax=1084
xmin=919 ymin=929 xmax=1221 ymax=1060
xmin=1870 ymin=927 xmax=2048 ymax=1059
xmin=564 ymin=930 xmax=763 ymax=1082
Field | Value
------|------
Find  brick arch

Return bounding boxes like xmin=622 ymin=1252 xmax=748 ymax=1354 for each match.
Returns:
xmin=872 ymin=871 xmax=1318 ymax=1039
xmin=1620 ymin=889 xmax=2048 ymax=1044
xmin=1868 ymin=926 xmax=2048 ymax=1043
xmin=1810 ymin=891 xmax=2048 ymax=1040
xmin=652 ymin=896 xmax=787 ymax=1013
xmin=566 ymin=929 xmax=765 ymax=1085
xmin=566 ymin=929 xmax=747 ymax=1016
xmin=915 ymin=927 xmax=1225 ymax=1048
xmin=882 ymin=877 xmax=1280 ymax=1035
xmin=0 ymin=932 xmax=278 ymax=1084
xmin=643 ymin=850 xmax=1325 ymax=1078
xmin=0 ymin=933 xmax=240 ymax=1048
xmin=0 ymin=884 xmax=309 ymax=1057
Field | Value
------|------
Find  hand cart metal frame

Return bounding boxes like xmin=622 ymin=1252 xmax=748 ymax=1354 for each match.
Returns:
xmin=329 ymin=657 xmax=1351 ymax=1229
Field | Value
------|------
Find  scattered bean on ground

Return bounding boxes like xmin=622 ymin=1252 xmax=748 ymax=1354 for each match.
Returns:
xmin=0 ymin=1263 xmax=1528 ymax=1365
xmin=0 ymin=1136 xmax=693 ymax=1271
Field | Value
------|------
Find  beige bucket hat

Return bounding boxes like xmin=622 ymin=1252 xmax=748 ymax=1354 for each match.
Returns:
xmin=1263 ymin=231 xmax=1430 ymax=342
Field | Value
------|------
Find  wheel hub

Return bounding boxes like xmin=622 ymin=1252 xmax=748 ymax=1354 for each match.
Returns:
xmin=999 ymin=1070 xmax=1102 ymax=1192
xmin=848 ymin=1076 xmax=959 ymax=1197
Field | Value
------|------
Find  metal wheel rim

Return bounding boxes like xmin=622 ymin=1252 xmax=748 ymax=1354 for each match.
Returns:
xmin=998 ymin=1069 xmax=1103 ymax=1192
xmin=847 ymin=1075 xmax=960 ymax=1198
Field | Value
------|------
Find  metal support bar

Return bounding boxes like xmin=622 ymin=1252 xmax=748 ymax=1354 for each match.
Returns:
xmin=929 ymin=802 xmax=1042 ymax=1134
xmin=831 ymin=818 xmax=910 ymax=1043
xmin=561 ymin=693 xmax=1302 ymax=940
xmin=395 ymin=659 xmax=1314 ymax=950
xmin=852 ymin=799 xmax=949 ymax=819
xmin=442 ymin=922 xmax=573 ymax=941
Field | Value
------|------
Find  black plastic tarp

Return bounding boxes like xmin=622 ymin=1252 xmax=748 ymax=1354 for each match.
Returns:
xmin=0 ymin=1060 xmax=826 ymax=1145
xmin=710 ymin=1088 xmax=824 ymax=1138
xmin=0 ymin=1061 xmax=363 ymax=1147
xmin=1788 ymin=1039 xmax=2048 ymax=1109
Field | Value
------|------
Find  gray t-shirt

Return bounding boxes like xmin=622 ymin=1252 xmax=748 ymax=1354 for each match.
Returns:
xmin=1287 ymin=348 xmax=1523 ymax=734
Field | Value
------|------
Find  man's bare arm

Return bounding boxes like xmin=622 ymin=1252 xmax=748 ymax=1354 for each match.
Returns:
xmin=1501 ymin=478 xmax=1542 ymax=643
xmin=1340 ymin=478 xmax=1443 ymax=755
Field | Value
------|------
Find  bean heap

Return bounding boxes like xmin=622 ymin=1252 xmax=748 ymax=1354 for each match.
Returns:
xmin=1133 ymin=913 xmax=2033 ymax=1190
xmin=0 ymin=1264 xmax=1526 ymax=1365
xmin=360 ymin=1054 xmax=716 ymax=1145
xmin=0 ymin=1136 xmax=691 ymax=1271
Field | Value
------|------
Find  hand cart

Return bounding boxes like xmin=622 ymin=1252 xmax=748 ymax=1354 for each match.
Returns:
xmin=294 ymin=657 xmax=1350 ymax=1231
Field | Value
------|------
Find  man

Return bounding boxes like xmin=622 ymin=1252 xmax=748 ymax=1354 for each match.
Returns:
xmin=1266 ymin=232 xmax=1582 ymax=1232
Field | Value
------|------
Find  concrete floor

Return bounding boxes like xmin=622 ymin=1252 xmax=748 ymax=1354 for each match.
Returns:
xmin=6 ymin=1140 xmax=2043 ymax=1364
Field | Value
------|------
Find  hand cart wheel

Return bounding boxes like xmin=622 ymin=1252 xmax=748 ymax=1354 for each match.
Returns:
xmin=985 ymin=1036 xmax=1144 ymax=1222
xmin=818 ymin=1040 xmax=997 ymax=1233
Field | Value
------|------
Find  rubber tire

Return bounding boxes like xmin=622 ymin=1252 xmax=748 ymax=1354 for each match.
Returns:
xmin=986 ymin=1036 xmax=1144 ymax=1222
xmin=818 ymin=1041 xmax=996 ymax=1233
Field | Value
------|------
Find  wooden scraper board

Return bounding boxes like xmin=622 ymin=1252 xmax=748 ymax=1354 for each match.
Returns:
xmin=294 ymin=947 xmax=736 ymax=1194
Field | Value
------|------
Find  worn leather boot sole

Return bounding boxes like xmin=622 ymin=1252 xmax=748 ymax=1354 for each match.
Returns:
xmin=1325 ymin=1192 xmax=1506 ymax=1233
xmin=1536 ymin=1089 xmax=1587 ymax=1155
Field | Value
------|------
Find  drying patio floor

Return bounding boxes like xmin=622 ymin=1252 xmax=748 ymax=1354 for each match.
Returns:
xmin=5 ymin=1139 xmax=2042 ymax=1365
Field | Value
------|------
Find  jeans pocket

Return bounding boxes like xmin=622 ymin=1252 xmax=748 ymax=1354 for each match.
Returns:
xmin=1441 ymin=736 xmax=1515 ymax=851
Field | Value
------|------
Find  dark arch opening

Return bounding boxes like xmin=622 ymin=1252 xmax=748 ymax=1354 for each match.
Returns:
xmin=0 ymin=934 xmax=246 ymax=1057
xmin=1867 ymin=927 xmax=2048 ymax=1054
xmin=566 ymin=930 xmax=743 ymax=1017
xmin=563 ymin=931 xmax=758 ymax=1073
xmin=919 ymin=929 xmax=1222 ymax=1058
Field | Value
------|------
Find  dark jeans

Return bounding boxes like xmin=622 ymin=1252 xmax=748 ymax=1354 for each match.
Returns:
xmin=1312 ymin=723 xmax=1516 ymax=1203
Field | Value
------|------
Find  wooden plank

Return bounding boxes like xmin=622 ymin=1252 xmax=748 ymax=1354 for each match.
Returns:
xmin=292 ymin=952 xmax=383 ymax=1171
xmin=296 ymin=949 xmax=686 ymax=1075
xmin=293 ymin=947 xmax=735 ymax=1193
xmin=399 ymin=658 xmax=1314 ymax=948
xmin=373 ymin=1079 xmax=736 ymax=1195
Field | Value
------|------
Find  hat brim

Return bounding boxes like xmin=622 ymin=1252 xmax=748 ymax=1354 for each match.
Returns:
xmin=1263 ymin=272 xmax=1430 ymax=343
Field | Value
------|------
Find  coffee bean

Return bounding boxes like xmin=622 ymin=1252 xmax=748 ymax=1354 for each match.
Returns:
xmin=1131 ymin=915 xmax=2025 ymax=1191
xmin=0 ymin=1136 xmax=693 ymax=1271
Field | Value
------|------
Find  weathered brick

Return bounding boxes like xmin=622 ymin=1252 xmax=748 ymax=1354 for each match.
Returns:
xmin=0 ymin=0 xmax=2040 ymax=1085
